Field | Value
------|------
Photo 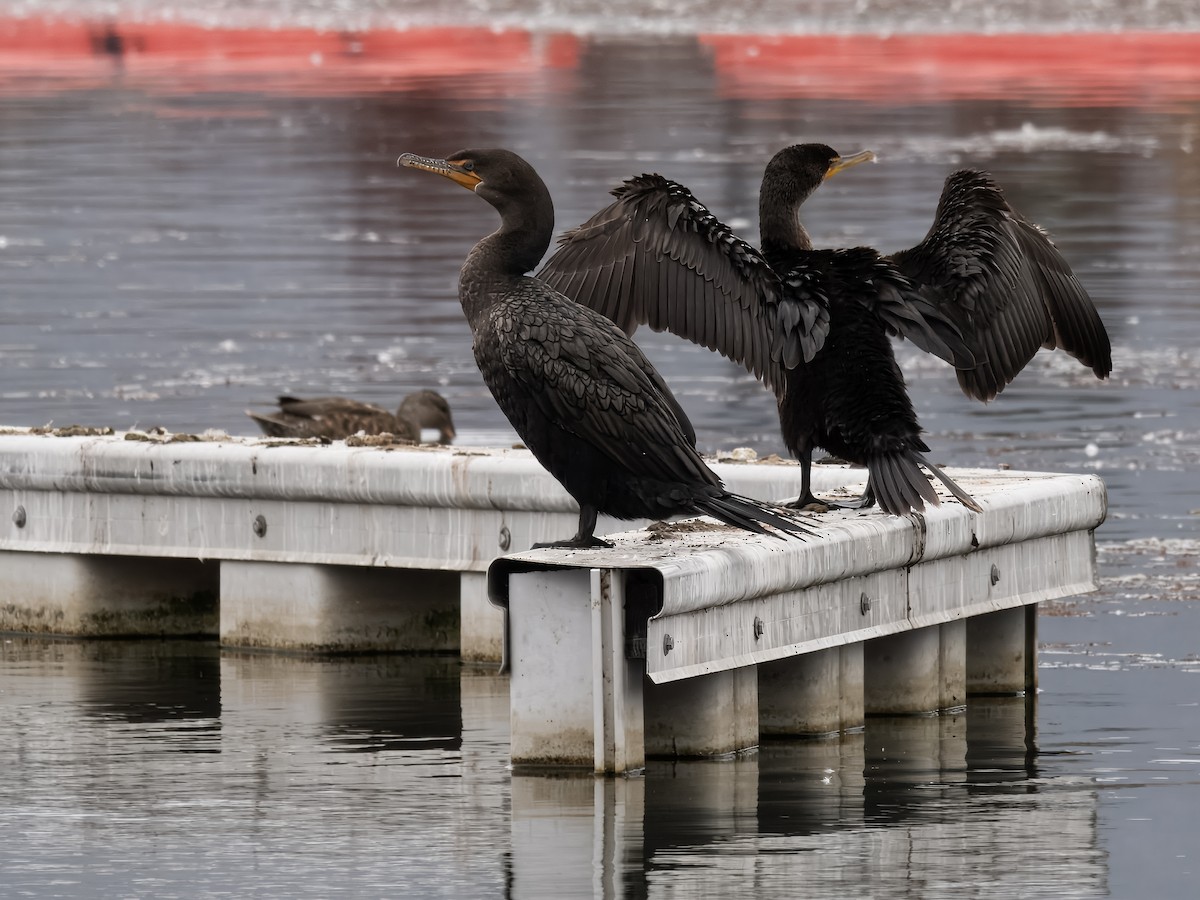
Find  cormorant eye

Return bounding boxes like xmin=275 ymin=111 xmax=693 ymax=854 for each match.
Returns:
xmin=462 ymin=160 xmax=475 ymax=172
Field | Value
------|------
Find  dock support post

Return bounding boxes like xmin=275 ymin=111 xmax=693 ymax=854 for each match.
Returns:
xmin=644 ymin=666 xmax=758 ymax=757
xmin=460 ymin=571 xmax=504 ymax=662
xmin=967 ymin=605 xmax=1038 ymax=694
xmin=218 ymin=561 xmax=458 ymax=653
xmin=0 ymin=550 xmax=216 ymax=636
xmin=940 ymin=619 xmax=967 ymax=710
xmin=864 ymin=627 xmax=940 ymax=714
xmin=864 ymin=621 xmax=966 ymax=715
xmin=507 ymin=569 xmax=645 ymax=771
xmin=759 ymin=643 xmax=865 ymax=736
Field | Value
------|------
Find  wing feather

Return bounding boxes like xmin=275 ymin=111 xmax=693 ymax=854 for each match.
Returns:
xmin=890 ymin=169 xmax=1112 ymax=400
xmin=540 ymin=174 xmax=811 ymax=391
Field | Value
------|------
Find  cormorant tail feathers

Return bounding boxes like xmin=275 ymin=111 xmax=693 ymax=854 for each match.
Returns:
xmin=866 ymin=452 xmax=982 ymax=516
xmin=694 ymin=493 xmax=815 ymax=540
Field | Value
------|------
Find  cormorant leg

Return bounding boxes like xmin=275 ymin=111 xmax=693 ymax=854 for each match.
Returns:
xmin=786 ymin=451 xmax=830 ymax=512
xmin=531 ymin=504 xmax=614 ymax=550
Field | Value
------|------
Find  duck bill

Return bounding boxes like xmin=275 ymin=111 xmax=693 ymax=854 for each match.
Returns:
xmin=398 ymin=153 xmax=482 ymax=191
xmin=825 ymin=149 xmax=877 ymax=180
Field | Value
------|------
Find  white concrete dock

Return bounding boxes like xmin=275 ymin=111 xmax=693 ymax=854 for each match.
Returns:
xmin=1 ymin=427 xmax=845 ymax=657
xmin=488 ymin=469 xmax=1105 ymax=771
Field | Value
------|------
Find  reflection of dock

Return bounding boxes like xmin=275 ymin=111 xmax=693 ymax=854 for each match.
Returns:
xmin=4 ymin=638 xmax=1108 ymax=895
xmin=510 ymin=702 xmax=1107 ymax=896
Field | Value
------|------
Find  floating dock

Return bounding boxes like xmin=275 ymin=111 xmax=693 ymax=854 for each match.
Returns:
xmin=1 ymin=429 xmax=1105 ymax=771
xmin=1 ymin=428 xmax=835 ymax=658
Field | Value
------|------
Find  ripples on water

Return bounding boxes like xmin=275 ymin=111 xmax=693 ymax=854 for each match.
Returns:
xmin=1 ymin=2 xmax=1199 ymax=897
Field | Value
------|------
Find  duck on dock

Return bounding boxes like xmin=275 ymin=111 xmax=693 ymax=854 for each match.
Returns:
xmin=246 ymin=389 xmax=456 ymax=443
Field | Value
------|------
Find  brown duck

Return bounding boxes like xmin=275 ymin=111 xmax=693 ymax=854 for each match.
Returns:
xmin=246 ymin=389 xmax=456 ymax=442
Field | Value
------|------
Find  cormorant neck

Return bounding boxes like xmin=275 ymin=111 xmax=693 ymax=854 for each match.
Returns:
xmin=459 ymin=183 xmax=554 ymax=326
xmin=759 ymin=194 xmax=813 ymax=258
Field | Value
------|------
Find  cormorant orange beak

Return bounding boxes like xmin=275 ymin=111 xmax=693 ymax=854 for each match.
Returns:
xmin=398 ymin=153 xmax=483 ymax=191
xmin=825 ymin=149 xmax=877 ymax=180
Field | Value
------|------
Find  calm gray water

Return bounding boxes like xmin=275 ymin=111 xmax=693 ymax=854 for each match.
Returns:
xmin=1 ymin=2 xmax=1199 ymax=897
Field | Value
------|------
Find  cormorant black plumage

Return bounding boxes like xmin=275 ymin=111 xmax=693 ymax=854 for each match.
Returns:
xmin=539 ymin=143 xmax=1112 ymax=515
xmin=398 ymin=148 xmax=812 ymax=548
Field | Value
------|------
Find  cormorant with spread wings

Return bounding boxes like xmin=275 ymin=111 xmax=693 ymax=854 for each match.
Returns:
xmin=539 ymin=143 xmax=1112 ymax=515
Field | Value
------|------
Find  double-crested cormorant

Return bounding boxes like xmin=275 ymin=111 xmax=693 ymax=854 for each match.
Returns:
xmin=247 ymin=389 xmax=456 ymax=443
xmin=398 ymin=148 xmax=812 ymax=548
xmin=539 ymin=143 xmax=1112 ymax=515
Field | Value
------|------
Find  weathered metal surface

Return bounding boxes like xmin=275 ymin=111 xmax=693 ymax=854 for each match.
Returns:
xmin=0 ymin=430 xmax=848 ymax=571
xmin=495 ymin=471 xmax=1103 ymax=613
xmin=508 ymin=569 xmax=598 ymax=768
xmin=490 ymin=471 xmax=1105 ymax=684
xmin=657 ymin=529 xmax=1096 ymax=686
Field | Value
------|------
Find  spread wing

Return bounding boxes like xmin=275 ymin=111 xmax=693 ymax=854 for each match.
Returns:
xmin=539 ymin=174 xmax=830 ymax=391
xmin=890 ymin=169 xmax=1112 ymax=401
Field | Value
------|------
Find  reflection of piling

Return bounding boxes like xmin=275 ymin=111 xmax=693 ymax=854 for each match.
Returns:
xmin=506 ymin=714 xmax=1104 ymax=897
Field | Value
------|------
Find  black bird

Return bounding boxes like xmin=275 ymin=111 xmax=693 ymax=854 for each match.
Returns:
xmin=539 ymin=143 xmax=1112 ymax=515
xmin=397 ymin=148 xmax=812 ymax=548
xmin=246 ymin=389 xmax=456 ymax=443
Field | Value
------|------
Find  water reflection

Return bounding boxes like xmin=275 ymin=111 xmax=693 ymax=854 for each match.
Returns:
xmin=220 ymin=651 xmax=464 ymax=754
xmin=76 ymin=639 xmax=222 ymax=752
xmin=507 ymin=699 xmax=1106 ymax=899
xmin=0 ymin=640 xmax=1112 ymax=899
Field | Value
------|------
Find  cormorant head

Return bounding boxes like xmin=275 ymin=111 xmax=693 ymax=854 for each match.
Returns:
xmin=399 ymin=147 xmax=555 ymax=272
xmin=762 ymin=143 xmax=876 ymax=208
xmin=399 ymin=148 xmax=551 ymax=223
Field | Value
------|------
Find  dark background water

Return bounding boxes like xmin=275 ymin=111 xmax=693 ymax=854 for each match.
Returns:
xmin=1 ymin=4 xmax=1199 ymax=898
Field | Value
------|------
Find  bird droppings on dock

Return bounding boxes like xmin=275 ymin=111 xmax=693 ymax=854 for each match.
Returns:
xmin=3 ymin=425 xmax=117 ymax=438
xmin=344 ymin=433 xmax=417 ymax=448
xmin=643 ymin=519 xmax=731 ymax=540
